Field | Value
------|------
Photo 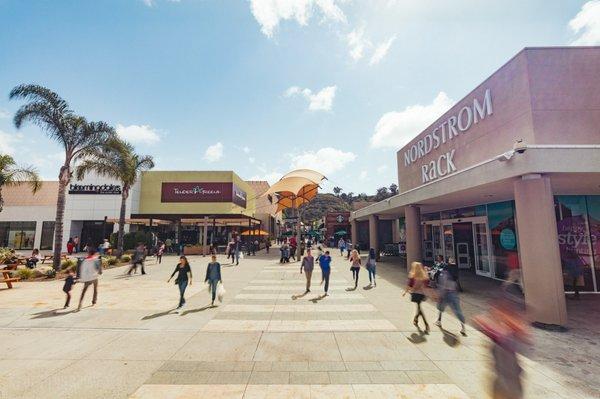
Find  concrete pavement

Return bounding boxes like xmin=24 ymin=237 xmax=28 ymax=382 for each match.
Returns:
xmin=0 ymin=250 xmax=596 ymax=398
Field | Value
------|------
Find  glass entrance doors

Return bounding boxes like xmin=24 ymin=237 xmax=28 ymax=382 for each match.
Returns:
xmin=423 ymin=216 xmax=492 ymax=277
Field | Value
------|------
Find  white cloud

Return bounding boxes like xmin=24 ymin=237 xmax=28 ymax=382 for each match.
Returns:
xmin=242 ymin=146 xmax=251 ymax=154
xmin=0 ymin=130 xmax=19 ymax=154
xmin=249 ymin=171 xmax=284 ymax=185
xmin=249 ymin=0 xmax=346 ymax=38
xmin=359 ymin=170 xmax=368 ymax=180
xmin=203 ymin=142 xmax=224 ymax=163
xmin=376 ymin=165 xmax=388 ymax=173
xmin=370 ymin=92 xmax=454 ymax=149
xmin=346 ymin=25 xmax=370 ymax=61
xmin=142 ymin=0 xmax=179 ymax=7
xmin=0 ymin=109 xmax=10 ymax=119
xmin=569 ymin=1 xmax=600 ymax=45
xmin=289 ymin=147 xmax=356 ymax=175
xmin=369 ymin=35 xmax=396 ymax=65
xmin=116 ymin=123 xmax=161 ymax=145
xmin=285 ymin=85 xmax=337 ymax=111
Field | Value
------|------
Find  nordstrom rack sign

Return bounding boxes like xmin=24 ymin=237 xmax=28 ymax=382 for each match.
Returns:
xmin=403 ymin=89 xmax=493 ymax=184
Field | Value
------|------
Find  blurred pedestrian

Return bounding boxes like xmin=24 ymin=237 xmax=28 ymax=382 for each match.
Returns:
xmin=349 ymin=249 xmax=361 ymax=289
xmin=167 ymin=256 xmax=193 ymax=309
xmin=265 ymin=239 xmax=271 ymax=254
xmin=205 ymin=254 xmax=222 ymax=307
xmin=73 ymin=235 xmax=80 ymax=253
xmin=406 ymin=261 xmax=430 ymax=333
xmin=76 ymin=246 xmax=102 ymax=311
xmin=63 ymin=267 xmax=76 ymax=308
xmin=447 ymin=256 xmax=462 ymax=292
xmin=338 ymin=237 xmax=346 ymax=257
xmin=435 ymin=266 xmax=466 ymax=335
xmin=300 ymin=249 xmax=315 ymax=293
xmin=366 ymin=248 xmax=377 ymax=287
xmin=128 ymin=242 xmax=146 ymax=275
xmin=67 ymin=237 xmax=75 ymax=255
xmin=157 ymin=242 xmax=165 ymax=264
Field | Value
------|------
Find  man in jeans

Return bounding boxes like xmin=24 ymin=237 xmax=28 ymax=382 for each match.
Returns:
xmin=300 ymin=249 xmax=315 ymax=293
xmin=435 ymin=267 xmax=466 ymax=335
xmin=77 ymin=246 xmax=102 ymax=311
xmin=318 ymin=250 xmax=332 ymax=296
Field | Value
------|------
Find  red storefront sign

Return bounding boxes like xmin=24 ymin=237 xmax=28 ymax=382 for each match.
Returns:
xmin=161 ymin=182 xmax=246 ymax=208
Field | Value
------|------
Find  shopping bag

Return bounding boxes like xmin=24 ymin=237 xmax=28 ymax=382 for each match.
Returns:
xmin=240 ymin=252 xmax=244 ymax=259
xmin=217 ymin=283 xmax=226 ymax=302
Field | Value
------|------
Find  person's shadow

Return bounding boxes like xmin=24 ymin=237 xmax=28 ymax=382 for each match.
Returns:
xmin=345 ymin=287 xmax=357 ymax=291
xmin=291 ymin=292 xmax=309 ymax=300
xmin=30 ymin=309 xmax=77 ymax=319
xmin=440 ymin=327 xmax=460 ymax=347
xmin=310 ymin=294 xmax=327 ymax=303
xmin=141 ymin=308 xmax=178 ymax=320
xmin=180 ymin=305 xmax=214 ymax=316
xmin=363 ymin=285 xmax=373 ymax=290
xmin=407 ymin=330 xmax=427 ymax=344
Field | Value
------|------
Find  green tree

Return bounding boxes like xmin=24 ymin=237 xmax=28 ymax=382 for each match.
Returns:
xmin=299 ymin=193 xmax=351 ymax=224
xmin=333 ymin=186 xmax=342 ymax=196
xmin=0 ymin=154 xmax=41 ymax=212
xmin=76 ymin=138 xmax=154 ymax=257
xmin=10 ymin=84 xmax=115 ymax=270
xmin=374 ymin=186 xmax=390 ymax=202
xmin=389 ymin=183 xmax=398 ymax=196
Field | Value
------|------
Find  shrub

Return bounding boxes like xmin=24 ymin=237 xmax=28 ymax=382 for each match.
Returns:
xmin=16 ymin=268 xmax=34 ymax=280
xmin=45 ymin=268 xmax=56 ymax=278
xmin=100 ymin=257 xmax=109 ymax=269
xmin=122 ymin=231 xmax=153 ymax=251
xmin=120 ymin=254 xmax=131 ymax=262
xmin=105 ymin=256 xmax=118 ymax=266
xmin=61 ymin=258 xmax=78 ymax=270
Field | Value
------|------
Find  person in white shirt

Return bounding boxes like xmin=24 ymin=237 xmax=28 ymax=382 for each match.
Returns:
xmin=77 ymin=246 xmax=103 ymax=311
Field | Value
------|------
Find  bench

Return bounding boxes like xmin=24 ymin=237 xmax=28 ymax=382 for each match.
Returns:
xmin=1 ymin=269 xmax=20 ymax=289
xmin=42 ymin=254 xmax=69 ymax=264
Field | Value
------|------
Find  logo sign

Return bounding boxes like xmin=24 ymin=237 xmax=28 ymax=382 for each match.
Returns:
xmin=68 ymin=184 xmax=122 ymax=195
xmin=161 ymin=182 xmax=246 ymax=208
xmin=336 ymin=215 xmax=345 ymax=223
xmin=500 ymin=228 xmax=516 ymax=250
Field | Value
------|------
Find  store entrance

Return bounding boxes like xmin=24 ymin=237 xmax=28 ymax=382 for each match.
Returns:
xmin=423 ymin=216 xmax=492 ymax=277
xmin=80 ymin=221 xmax=114 ymax=248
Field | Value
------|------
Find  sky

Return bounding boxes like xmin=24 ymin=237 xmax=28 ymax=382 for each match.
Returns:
xmin=0 ymin=0 xmax=598 ymax=194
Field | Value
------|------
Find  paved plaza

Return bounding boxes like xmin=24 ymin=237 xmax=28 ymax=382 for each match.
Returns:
xmin=0 ymin=250 xmax=598 ymax=398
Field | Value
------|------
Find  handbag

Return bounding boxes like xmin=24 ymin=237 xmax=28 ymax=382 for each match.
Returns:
xmin=411 ymin=293 xmax=425 ymax=303
xmin=217 ymin=283 xmax=226 ymax=302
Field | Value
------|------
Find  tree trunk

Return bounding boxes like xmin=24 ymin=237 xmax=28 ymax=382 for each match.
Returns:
xmin=52 ymin=165 xmax=70 ymax=271
xmin=117 ymin=185 xmax=129 ymax=258
xmin=0 ymin=186 xmax=4 ymax=213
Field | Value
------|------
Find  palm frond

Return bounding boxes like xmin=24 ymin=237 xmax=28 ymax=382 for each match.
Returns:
xmin=9 ymin=84 xmax=69 ymax=112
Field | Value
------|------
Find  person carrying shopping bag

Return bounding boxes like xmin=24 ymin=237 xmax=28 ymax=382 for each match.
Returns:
xmin=205 ymin=254 xmax=222 ymax=307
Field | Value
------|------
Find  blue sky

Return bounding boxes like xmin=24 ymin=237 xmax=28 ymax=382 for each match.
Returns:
xmin=0 ymin=0 xmax=597 ymax=194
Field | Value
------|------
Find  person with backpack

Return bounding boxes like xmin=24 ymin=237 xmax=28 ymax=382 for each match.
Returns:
xmin=366 ymin=248 xmax=377 ymax=288
xmin=436 ymin=265 xmax=467 ymax=336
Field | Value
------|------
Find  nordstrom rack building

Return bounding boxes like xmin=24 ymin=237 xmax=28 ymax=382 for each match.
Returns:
xmin=351 ymin=47 xmax=600 ymax=326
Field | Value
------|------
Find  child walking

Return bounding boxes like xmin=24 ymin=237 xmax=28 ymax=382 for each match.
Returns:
xmin=63 ymin=268 xmax=76 ymax=308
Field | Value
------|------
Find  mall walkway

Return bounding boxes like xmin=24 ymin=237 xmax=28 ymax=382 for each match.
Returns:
xmin=0 ymin=250 xmax=596 ymax=398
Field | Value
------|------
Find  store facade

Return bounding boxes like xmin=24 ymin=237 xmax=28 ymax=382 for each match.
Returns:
xmin=351 ymin=47 xmax=600 ymax=326
xmin=0 ymin=170 xmax=278 ymax=255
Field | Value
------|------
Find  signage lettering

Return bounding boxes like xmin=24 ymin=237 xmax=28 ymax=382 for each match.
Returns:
xmin=403 ymin=89 xmax=493 ymax=184
xmin=161 ymin=182 xmax=247 ymax=208
xmin=68 ymin=184 xmax=122 ymax=195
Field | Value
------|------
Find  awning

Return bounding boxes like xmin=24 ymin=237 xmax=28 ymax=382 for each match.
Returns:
xmin=106 ymin=218 xmax=171 ymax=226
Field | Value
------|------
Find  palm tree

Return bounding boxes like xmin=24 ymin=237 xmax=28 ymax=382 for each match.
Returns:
xmin=0 ymin=154 xmax=41 ymax=212
xmin=10 ymin=84 xmax=116 ymax=270
xmin=76 ymin=138 xmax=154 ymax=257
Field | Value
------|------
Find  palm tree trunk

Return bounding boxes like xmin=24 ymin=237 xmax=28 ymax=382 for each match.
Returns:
xmin=52 ymin=165 xmax=70 ymax=271
xmin=117 ymin=186 xmax=129 ymax=258
xmin=0 ymin=186 xmax=4 ymax=213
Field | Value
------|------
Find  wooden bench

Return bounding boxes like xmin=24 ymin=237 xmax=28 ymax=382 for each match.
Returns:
xmin=1 ymin=268 xmax=20 ymax=289
xmin=42 ymin=254 xmax=69 ymax=264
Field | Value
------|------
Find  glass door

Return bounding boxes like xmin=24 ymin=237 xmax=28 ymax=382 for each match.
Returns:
xmin=474 ymin=221 xmax=492 ymax=277
xmin=432 ymin=224 xmax=443 ymax=260
xmin=442 ymin=223 xmax=454 ymax=262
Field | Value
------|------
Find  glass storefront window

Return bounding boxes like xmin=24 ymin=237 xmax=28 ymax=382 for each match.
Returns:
xmin=40 ymin=221 xmax=55 ymax=250
xmin=487 ymin=201 xmax=518 ymax=280
xmin=555 ymin=196 xmax=595 ymax=292
xmin=0 ymin=221 xmax=37 ymax=250
xmin=586 ymin=196 xmax=600 ymax=290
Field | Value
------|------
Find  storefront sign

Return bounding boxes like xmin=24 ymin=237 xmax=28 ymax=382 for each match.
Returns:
xmin=68 ymin=184 xmax=122 ymax=195
xmin=500 ymin=228 xmax=516 ymax=250
xmin=403 ymin=89 xmax=493 ymax=184
xmin=161 ymin=182 xmax=246 ymax=208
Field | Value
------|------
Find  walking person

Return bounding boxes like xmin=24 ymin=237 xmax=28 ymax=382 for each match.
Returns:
xmin=338 ymin=237 xmax=346 ymax=257
xmin=205 ymin=254 xmax=222 ymax=306
xmin=128 ymin=243 xmax=146 ymax=275
xmin=234 ymin=237 xmax=241 ymax=266
xmin=435 ymin=266 xmax=467 ymax=335
xmin=349 ymin=249 xmax=361 ymax=289
xmin=319 ymin=250 xmax=332 ymax=296
xmin=156 ymin=242 xmax=165 ymax=264
xmin=265 ymin=239 xmax=271 ymax=254
xmin=289 ymin=235 xmax=297 ymax=261
xmin=366 ymin=248 xmax=377 ymax=287
xmin=76 ymin=246 xmax=102 ymax=311
xmin=167 ymin=256 xmax=193 ymax=309
xmin=300 ymin=249 xmax=315 ymax=293
xmin=405 ymin=262 xmax=430 ymax=333
xmin=63 ymin=267 xmax=76 ymax=308
xmin=165 ymin=238 xmax=172 ymax=254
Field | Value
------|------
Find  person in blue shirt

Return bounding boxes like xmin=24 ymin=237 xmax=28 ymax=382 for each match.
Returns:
xmin=318 ymin=250 xmax=332 ymax=296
